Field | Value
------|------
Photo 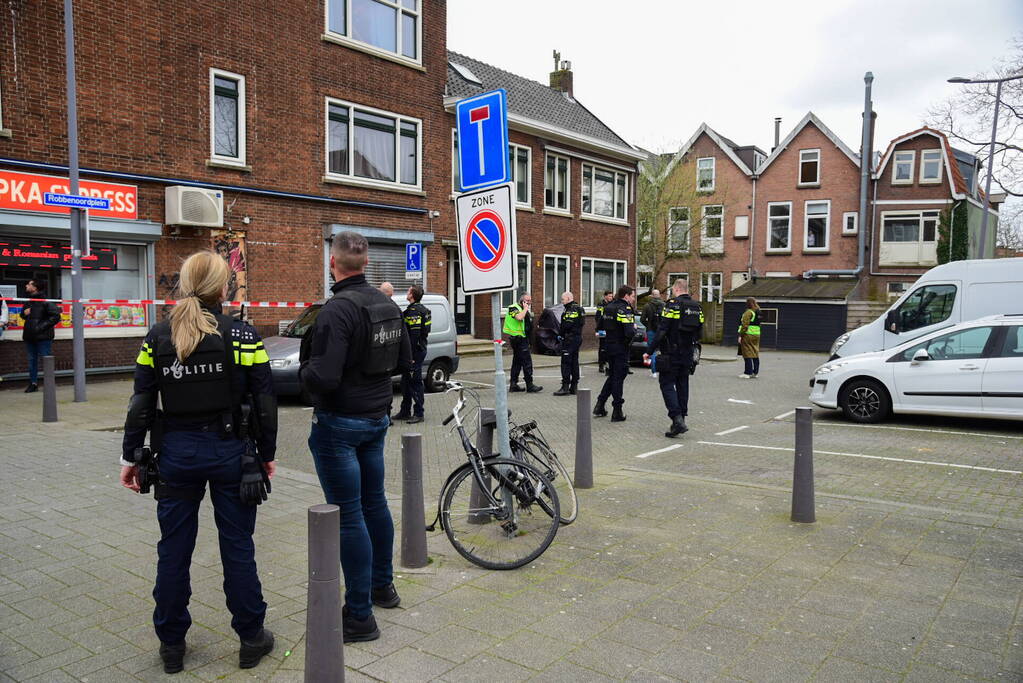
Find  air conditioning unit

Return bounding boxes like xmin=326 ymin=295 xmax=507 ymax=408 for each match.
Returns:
xmin=165 ymin=186 xmax=224 ymax=227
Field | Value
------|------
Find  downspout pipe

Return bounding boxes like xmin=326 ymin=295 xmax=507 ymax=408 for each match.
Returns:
xmin=803 ymin=71 xmax=873 ymax=280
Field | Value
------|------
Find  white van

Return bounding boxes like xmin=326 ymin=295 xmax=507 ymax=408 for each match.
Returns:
xmin=830 ymin=258 xmax=1023 ymax=359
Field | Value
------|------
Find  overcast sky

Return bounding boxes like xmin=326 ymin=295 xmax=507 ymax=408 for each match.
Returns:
xmin=448 ymin=0 xmax=1022 ymax=157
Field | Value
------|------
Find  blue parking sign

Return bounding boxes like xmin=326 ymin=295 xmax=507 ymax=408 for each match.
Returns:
xmin=455 ymin=89 xmax=510 ymax=192
xmin=406 ymin=243 xmax=422 ymax=272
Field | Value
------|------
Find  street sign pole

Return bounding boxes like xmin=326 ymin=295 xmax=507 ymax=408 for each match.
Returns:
xmin=64 ymin=0 xmax=86 ymax=402
xmin=491 ymin=292 xmax=511 ymax=459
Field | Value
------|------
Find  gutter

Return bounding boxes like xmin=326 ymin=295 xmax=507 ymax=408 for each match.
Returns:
xmin=747 ymin=176 xmax=757 ymax=277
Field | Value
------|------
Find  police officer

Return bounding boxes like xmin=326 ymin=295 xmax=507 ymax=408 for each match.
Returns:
xmin=119 ymin=251 xmax=277 ymax=674
xmin=595 ymin=290 xmax=613 ymax=374
xmin=647 ymin=277 xmax=704 ymax=437
xmin=553 ymin=291 xmax=584 ymax=396
xmin=593 ymin=285 xmax=636 ymax=422
xmin=504 ymin=292 xmax=542 ymax=393
xmin=394 ymin=285 xmax=431 ymax=424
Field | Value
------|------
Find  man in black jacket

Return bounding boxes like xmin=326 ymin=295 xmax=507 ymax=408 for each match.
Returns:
xmin=300 ymin=231 xmax=412 ymax=645
xmin=593 ymin=285 xmax=636 ymax=422
xmin=20 ymin=279 xmax=62 ymax=393
xmin=394 ymin=285 xmax=431 ymax=424
xmin=553 ymin=291 xmax=585 ymax=396
xmin=647 ymin=278 xmax=704 ymax=437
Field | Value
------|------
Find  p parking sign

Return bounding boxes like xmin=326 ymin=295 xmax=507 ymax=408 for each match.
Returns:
xmin=455 ymin=183 xmax=517 ymax=294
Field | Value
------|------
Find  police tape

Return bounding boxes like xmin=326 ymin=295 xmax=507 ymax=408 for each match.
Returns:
xmin=1 ymin=297 xmax=316 ymax=308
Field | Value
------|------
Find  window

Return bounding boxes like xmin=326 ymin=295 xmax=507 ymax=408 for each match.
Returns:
xmin=998 ymin=326 xmax=1023 ymax=357
xmin=799 ymin=149 xmax=820 ymax=185
xmin=920 ymin=149 xmax=942 ymax=183
xmin=581 ymin=258 xmax=627 ymax=308
xmin=842 ymin=211 xmax=858 ymax=235
xmin=666 ymin=272 xmax=688 ymax=289
xmin=898 ymin=326 xmax=993 ymax=362
xmin=767 ymin=201 xmax=792 ymax=251
xmin=667 ymin=207 xmax=690 ymax=252
xmin=326 ymin=0 xmax=421 ymax=63
xmin=637 ymin=270 xmax=653 ymax=289
xmin=543 ymin=255 xmax=569 ymax=307
xmin=544 ymin=154 xmax=570 ymax=211
xmin=697 ymin=157 xmax=715 ymax=192
xmin=892 ymin=151 xmax=914 ymax=184
xmin=210 ymin=69 xmax=246 ymax=166
xmin=510 ymin=144 xmax=531 ymax=205
xmin=894 ymin=284 xmax=956 ymax=334
xmin=804 ymin=200 xmax=830 ymax=251
xmin=326 ymin=99 xmax=420 ymax=189
xmin=701 ymin=205 xmax=723 ymax=254
xmin=882 ymin=211 xmax=939 ymax=243
xmin=581 ymin=164 xmax=627 ymax=220
xmin=700 ymin=272 xmax=722 ymax=303
xmin=886 ymin=281 xmax=908 ymax=301
xmin=501 ymin=253 xmax=531 ymax=309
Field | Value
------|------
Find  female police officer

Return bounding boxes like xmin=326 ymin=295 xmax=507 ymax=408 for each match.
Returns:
xmin=119 ymin=251 xmax=277 ymax=674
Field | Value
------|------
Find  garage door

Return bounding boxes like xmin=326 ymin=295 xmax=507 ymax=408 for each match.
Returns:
xmin=361 ymin=243 xmax=428 ymax=290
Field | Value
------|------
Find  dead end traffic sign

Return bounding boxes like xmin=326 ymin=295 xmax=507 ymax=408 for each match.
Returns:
xmin=455 ymin=183 xmax=518 ymax=295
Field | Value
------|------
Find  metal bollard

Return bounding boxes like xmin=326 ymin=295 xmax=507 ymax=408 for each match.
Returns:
xmin=42 ymin=356 xmax=58 ymax=423
xmin=574 ymin=388 xmax=593 ymax=489
xmin=790 ymin=407 xmax=816 ymax=523
xmin=468 ymin=409 xmax=495 ymax=524
xmin=401 ymin=433 xmax=428 ymax=568
xmin=305 ymin=504 xmax=344 ymax=683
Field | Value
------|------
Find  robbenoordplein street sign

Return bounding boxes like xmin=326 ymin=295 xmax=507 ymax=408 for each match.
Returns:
xmin=455 ymin=183 xmax=518 ymax=295
xmin=42 ymin=192 xmax=111 ymax=211
xmin=455 ymin=89 xmax=510 ymax=192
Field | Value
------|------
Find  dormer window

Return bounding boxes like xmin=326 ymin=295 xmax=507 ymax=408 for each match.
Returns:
xmin=920 ymin=149 xmax=942 ymax=183
xmin=697 ymin=157 xmax=715 ymax=192
xmin=892 ymin=151 xmax=914 ymax=184
xmin=798 ymin=149 xmax=820 ymax=185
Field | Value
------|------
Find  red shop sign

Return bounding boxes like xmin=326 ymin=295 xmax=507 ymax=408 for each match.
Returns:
xmin=0 ymin=239 xmax=117 ymax=270
xmin=0 ymin=169 xmax=138 ymax=220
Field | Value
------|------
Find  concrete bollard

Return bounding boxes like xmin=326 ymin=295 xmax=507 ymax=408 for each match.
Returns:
xmin=400 ymin=433 xmax=428 ymax=569
xmin=42 ymin=356 xmax=58 ymax=423
xmin=790 ymin=407 xmax=816 ymax=523
xmin=305 ymin=504 xmax=344 ymax=683
xmin=574 ymin=388 xmax=593 ymax=489
xmin=468 ymin=408 xmax=495 ymax=524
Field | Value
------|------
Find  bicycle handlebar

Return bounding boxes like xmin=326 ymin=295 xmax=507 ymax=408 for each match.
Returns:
xmin=442 ymin=413 xmax=455 ymax=426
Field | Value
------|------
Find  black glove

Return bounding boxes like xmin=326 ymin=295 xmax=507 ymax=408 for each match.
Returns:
xmin=239 ymin=445 xmax=270 ymax=505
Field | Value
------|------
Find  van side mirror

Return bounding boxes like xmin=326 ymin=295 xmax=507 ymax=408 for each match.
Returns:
xmin=911 ymin=348 xmax=930 ymax=365
xmin=885 ymin=310 xmax=899 ymax=334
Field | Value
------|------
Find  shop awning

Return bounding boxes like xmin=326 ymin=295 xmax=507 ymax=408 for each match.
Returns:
xmin=0 ymin=209 xmax=162 ymax=242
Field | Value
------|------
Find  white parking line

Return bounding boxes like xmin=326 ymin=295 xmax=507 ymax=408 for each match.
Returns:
xmin=636 ymin=444 xmax=683 ymax=459
xmin=813 ymin=422 xmax=1023 ymax=441
xmin=773 ymin=410 xmax=796 ymax=421
xmin=715 ymin=425 xmax=749 ymax=436
xmin=728 ymin=398 xmax=754 ymax=405
xmin=697 ymin=441 xmax=1022 ymax=475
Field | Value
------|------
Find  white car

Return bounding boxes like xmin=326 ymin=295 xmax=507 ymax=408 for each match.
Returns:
xmin=810 ymin=314 xmax=1023 ymax=423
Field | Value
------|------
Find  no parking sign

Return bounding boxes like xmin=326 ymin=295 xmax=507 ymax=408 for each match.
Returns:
xmin=454 ymin=183 xmax=518 ymax=295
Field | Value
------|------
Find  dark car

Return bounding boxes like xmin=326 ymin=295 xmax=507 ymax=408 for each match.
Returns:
xmin=630 ymin=321 xmax=702 ymax=374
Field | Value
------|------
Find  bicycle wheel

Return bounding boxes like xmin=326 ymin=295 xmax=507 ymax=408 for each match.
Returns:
xmin=513 ymin=434 xmax=578 ymax=525
xmin=440 ymin=458 xmax=559 ymax=570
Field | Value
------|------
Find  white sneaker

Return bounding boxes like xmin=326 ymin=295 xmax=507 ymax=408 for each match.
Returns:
xmin=750 ymin=374 xmax=759 ymax=379
xmin=738 ymin=374 xmax=751 ymax=379
xmin=651 ymin=372 xmax=659 ymax=378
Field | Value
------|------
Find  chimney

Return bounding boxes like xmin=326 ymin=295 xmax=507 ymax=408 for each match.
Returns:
xmin=772 ymin=117 xmax=782 ymax=151
xmin=549 ymin=49 xmax=574 ymax=98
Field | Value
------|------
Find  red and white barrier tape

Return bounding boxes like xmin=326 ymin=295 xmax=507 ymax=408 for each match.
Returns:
xmin=1 ymin=297 xmax=316 ymax=308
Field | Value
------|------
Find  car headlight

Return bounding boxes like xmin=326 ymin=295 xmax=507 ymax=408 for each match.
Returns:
xmin=815 ymin=361 xmax=848 ymax=375
xmin=269 ymin=359 xmax=293 ymax=369
xmin=829 ymin=333 xmax=850 ymax=357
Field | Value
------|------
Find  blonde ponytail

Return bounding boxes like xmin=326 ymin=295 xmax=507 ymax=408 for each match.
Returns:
xmin=169 ymin=251 xmax=231 ymax=362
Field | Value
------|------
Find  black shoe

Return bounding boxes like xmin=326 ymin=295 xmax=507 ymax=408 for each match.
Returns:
xmin=553 ymin=384 xmax=571 ymax=396
xmin=626 ymin=369 xmax=634 ymax=375
xmin=597 ymin=365 xmax=605 ymax=374
xmin=24 ymin=383 xmax=38 ymax=394
xmin=159 ymin=641 xmax=186 ymax=674
xmin=593 ymin=402 xmax=608 ymax=418
xmin=392 ymin=412 xmax=412 ymax=421
xmin=342 ymin=606 xmax=380 ymax=643
xmin=372 ymin=583 xmax=401 ymax=608
xmin=665 ymin=415 xmax=688 ymax=438
xmin=526 ymin=384 xmax=543 ymax=393
xmin=239 ymin=629 xmax=274 ymax=669
xmin=406 ymin=415 xmax=424 ymax=424
xmin=611 ymin=407 xmax=626 ymax=422
xmin=509 ymin=383 xmax=524 ymax=392
xmin=569 ymin=383 xmax=577 ymax=395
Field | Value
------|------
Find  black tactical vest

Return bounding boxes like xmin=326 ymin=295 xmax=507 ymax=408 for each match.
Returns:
xmin=153 ymin=315 xmax=234 ymax=419
xmin=336 ymin=289 xmax=403 ymax=378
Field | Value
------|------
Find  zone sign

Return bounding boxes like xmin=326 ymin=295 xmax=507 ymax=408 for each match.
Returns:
xmin=454 ymin=183 xmax=518 ymax=295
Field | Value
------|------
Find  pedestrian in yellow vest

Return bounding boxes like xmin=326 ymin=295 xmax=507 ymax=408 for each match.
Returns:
xmin=503 ymin=293 xmax=542 ymax=393
xmin=738 ymin=297 xmax=761 ymax=379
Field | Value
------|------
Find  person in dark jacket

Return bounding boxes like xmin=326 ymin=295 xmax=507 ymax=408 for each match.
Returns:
xmin=394 ymin=285 xmax=431 ymax=423
xmin=300 ymin=231 xmax=412 ymax=644
xmin=119 ymin=251 xmax=278 ymax=674
xmin=595 ymin=290 xmax=613 ymax=374
xmin=640 ymin=289 xmax=665 ymax=331
xmin=646 ymin=278 xmax=704 ymax=437
xmin=553 ymin=291 xmax=585 ymax=396
xmin=20 ymin=279 xmax=62 ymax=393
xmin=593 ymin=285 xmax=636 ymax=422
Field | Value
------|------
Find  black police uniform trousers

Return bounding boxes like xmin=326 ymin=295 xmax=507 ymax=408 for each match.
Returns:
xmin=400 ymin=347 xmax=427 ymax=417
xmin=560 ymin=334 xmax=581 ymax=385
xmin=658 ymin=350 xmax=693 ymax=419
xmin=597 ymin=342 xmax=628 ymax=408
xmin=509 ymin=335 xmax=533 ymax=385
xmin=154 ymin=429 xmax=266 ymax=645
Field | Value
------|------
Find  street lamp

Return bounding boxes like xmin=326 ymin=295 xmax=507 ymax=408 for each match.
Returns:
xmin=947 ymin=71 xmax=1023 ymax=258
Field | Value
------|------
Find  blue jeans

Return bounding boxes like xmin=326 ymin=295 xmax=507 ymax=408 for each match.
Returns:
xmin=25 ymin=340 xmax=53 ymax=384
xmin=154 ymin=430 xmax=266 ymax=644
xmin=308 ymin=412 xmax=393 ymax=619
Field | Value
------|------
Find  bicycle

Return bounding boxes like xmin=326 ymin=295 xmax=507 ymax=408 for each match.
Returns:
xmin=429 ymin=382 xmax=560 ymax=570
xmin=508 ymin=420 xmax=578 ymax=525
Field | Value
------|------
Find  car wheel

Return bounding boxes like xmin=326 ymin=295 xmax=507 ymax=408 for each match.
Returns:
xmin=839 ymin=378 xmax=890 ymax=423
xmin=426 ymin=359 xmax=450 ymax=393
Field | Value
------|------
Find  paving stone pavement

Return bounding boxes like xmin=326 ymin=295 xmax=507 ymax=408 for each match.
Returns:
xmin=1 ymin=353 xmax=1021 ymax=682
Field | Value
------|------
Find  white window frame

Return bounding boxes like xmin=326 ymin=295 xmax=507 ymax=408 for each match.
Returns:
xmin=666 ymin=272 xmax=688 ymax=290
xmin=700 ymin=272 xmax=723 ymax=304
xmin=510 ymin=143 xmax=532 ymax=207
xmin=450 ymin=128 xmax=459 ymax=194
xmin=324 ymin=0 xmax=422 ymax=67
xmin=324 ymin=97 xmax=422 ymax=192
xmin=581 ymin=163 xmax=628 ymax=223
xmin=701 ymin=204 xmax=724 ymax=254
xmin=803 ymin=199 xmax=830 ymax=252
xmin=543 ymin=254 xmax=570 ymax=308
xmin=501 ymin=251 xmax=532 ymax=310
xmin=798 ymin=149 xmax=820 ymax=186
xmin=209 ymin=69 xmax=247 ymax=167
xmin=881 ymin=210 xmax=940 ymax=244
xmin=892 ymin=151 xmax=915 ymax=184
xmin=919 ymin=149 xmax=942 ymax=184
xmin=667 ymin=206 xmax=690 ymax=252
xmin=766 ymin=201 xmax=793 ymax=253
xmin=696 ymin=157 xmax=715 ymax=192
xmin=544 ymin=153 xmax=571 ymax=213
xmin=580 ymin=257 xmax=628 ymax=310
xmin=842 ymin=211 xmax=858 ymax=235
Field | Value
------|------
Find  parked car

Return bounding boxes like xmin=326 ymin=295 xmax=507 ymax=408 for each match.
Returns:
xmin=264 ymin=293 xmax=460 ymax=402
xmin=810 ymin=314 xmax=1023 ymax=423
xmin=629 ymin=321 xmax=702 ymax=372
xmin=830 ymin=257 xmax=1023 ymax=360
